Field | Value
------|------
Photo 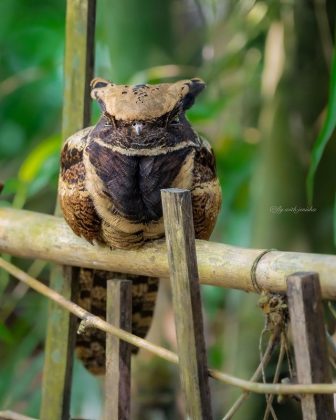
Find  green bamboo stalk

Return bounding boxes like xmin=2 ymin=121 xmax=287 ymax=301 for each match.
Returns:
xmin=40 ymin=1 xmax=96 ymax=419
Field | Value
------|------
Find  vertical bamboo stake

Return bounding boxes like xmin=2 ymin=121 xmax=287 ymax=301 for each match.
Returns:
xmin=40 ymin=266 xmax=79 ymax=420
xmin=161 ymin=188 xmax=213 ymax=420
xmin=105 ymin=279 xmax=132 ymax=420
xmin=287 ymin=272 xmax=335 ymax=420
xmin=40 ymin=1 xmax=96 ymax=419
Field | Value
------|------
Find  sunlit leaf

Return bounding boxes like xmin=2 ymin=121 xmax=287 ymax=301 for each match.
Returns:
xmin=12 ymin=183 xmax=28 ymax=209
xmin=26 ymin=154 xmax=60 ymax=196
xmin=18 ymin=135 xmax=61 ymax=183
xmin=306 ymin=49 xmax=336 ymax=204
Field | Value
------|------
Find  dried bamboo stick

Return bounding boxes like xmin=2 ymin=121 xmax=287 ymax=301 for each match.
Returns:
xmin=105 ymin=279 xmax=132 ymax=420
xmin=287 ymin=273 xmax=335 ymax=419
xmin=162 ymin=189 xmax=213 ymax=419
xmin=1 ymin=207 xmax=336 ymax=299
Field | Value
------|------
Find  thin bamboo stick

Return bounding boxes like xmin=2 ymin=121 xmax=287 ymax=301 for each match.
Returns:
xmin=2 ymin=256 xmax=336 ymax=396
xmin=1 ymin=207 xmax=336 ymax=299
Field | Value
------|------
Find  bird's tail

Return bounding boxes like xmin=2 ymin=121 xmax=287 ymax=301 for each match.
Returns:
xmin=75 ymin=268 xmax=158 ymax=375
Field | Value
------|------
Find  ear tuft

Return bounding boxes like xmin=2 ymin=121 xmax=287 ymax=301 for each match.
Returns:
xmin=90 ymin=77 xmax=111 ymax=90
xmin=90 ymin=78 xmax=112 ymax=101
xmin=182 ymin=78 xmax=205 ymax=110
xmin=93 ymin=81 xmax=108 ymax=89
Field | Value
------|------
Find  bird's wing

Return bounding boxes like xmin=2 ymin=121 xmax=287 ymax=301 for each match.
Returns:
xmin=191 ymin=137 xmax=222 ymax=240
xmin=59 ymin=126 xmax=102 ymax=243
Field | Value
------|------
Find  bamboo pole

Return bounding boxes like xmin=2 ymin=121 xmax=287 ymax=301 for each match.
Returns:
xmin=41 ymin=0 xmax=96 ymax=418
xmin=287 ymin=272 xmax=336 ymax=420
xmin=162 ymin=189 xmax=213 ymax=419
xmin=1 ymin=207 xmax=336 ymax=299
xmin=105 ymin=279 xmax=132 ymax=420
xmin=40 ymin=266 xmax=78 ymax=420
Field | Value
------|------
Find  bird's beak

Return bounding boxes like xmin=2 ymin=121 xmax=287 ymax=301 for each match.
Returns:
xmin=132 ymin=123 xmax=143 ymax=136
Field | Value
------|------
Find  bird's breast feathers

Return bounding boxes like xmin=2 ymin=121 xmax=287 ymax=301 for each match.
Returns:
xmin=84 ymin=137 xmax=195 ymax=223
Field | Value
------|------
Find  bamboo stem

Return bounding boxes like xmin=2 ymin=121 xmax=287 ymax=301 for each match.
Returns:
xmin=1 ymin=207 xmax=336 ymax=299
xmin=105 ymin=279 xmax=132 ymax=420
xmin=41 ymin=0 xmax=96 ymax=417
xmin=2 ymin=256 xmax=336 ymax=396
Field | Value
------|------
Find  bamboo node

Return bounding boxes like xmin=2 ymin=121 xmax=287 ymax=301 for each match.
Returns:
xmin=77 ymin=316 xmax=94 ymax=335
xmin=277 ymin=376 xmax=300 ymax=404
xmin=251 ymin=249 xmax=276 ymax=293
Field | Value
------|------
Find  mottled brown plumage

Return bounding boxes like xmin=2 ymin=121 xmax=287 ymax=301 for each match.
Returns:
xmin=59 ymin=77 xmax=222 ymax=374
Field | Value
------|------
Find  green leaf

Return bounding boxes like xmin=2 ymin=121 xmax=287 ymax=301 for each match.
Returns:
xmin=306 ymin=49 xmax=336 ymax=204
xmin=18 ymin=135 xmax=61 ymax=183
xmin=1 ymin=178 xmax=20 ymax=195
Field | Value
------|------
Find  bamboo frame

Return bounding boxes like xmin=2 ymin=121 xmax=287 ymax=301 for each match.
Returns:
xmin=1 ymin=207 xmax=336 ymax=299
xmin=2 ymin=255 xmax=336 ymax=396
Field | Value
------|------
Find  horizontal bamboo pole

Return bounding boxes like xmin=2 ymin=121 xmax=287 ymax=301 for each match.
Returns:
xmin=3 ymin=255 xmax=336 ymax=396
xmin=1 ymin=207 xmax=336 ymax=299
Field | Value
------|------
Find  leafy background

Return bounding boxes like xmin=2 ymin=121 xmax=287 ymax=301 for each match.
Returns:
xmin=0 ymin=0 xmax=335 ymax=419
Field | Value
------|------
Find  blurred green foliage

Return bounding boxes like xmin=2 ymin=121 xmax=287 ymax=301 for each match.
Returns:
xmin=0 ymin=0 xmax=335 ymax=418
xmin=0 ymin=0 xmax=64 ymax=214
xmin=307 ymin=46 xmax=336 ymax=209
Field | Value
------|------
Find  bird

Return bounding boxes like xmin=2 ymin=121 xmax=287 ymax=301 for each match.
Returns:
xmin=59 ymin=77 xmax=222 ymax=374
